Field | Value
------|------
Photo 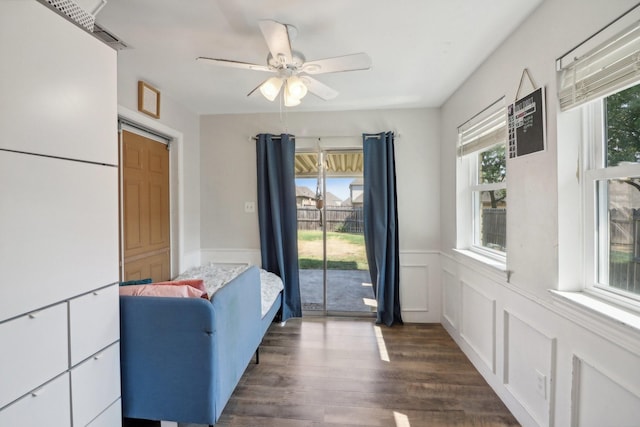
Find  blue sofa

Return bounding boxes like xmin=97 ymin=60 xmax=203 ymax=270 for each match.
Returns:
xmin=119 ymin=266 xmax=281 ymax=426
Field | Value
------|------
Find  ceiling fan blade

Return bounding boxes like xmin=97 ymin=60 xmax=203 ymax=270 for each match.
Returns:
xmin=302 ymin=53 xmax=372 ymax=75
xmin=247 ymin=79 xmax=266 ymax=97
xmin=258 ymin=20 xmax=293 ymax=65
xmin=300 ymin=76 xmax=339 ymax=100
xmin=196 ymin=57 xmax=272 ymax=72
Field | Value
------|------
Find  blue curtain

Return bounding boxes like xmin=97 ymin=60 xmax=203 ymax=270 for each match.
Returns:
xmin=363 ymin=132 xmax=403 ymax=326
xmin=256 ymin=133 xmax=302 ymax=321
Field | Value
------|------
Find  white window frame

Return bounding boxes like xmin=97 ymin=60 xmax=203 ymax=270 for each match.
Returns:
xmin=457 ymin=99 xmax=507 ymax=264
xmin=555 ymin=3 xmax=640 ymax=309
xmin=554 ymin=5 xmax=640 ymax=341
xmin=583 ymin=95 xmax=640 ymax=307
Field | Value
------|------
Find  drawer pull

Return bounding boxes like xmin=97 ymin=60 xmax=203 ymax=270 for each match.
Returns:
xmin=31 ymin=388 xmax=44 ymax=397
xmin=93 ymin=291 xmax=99 ymax=296
xmin=28 ymin=311 xmax=40 ymax=319
xmin=93 ymin=353 xmax=103 ymax=360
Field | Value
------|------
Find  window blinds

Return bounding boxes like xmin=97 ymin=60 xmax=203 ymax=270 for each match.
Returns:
xmin=557 ymin=8 xmax=640 ymax=111
xmin=458 ymin=100 xmax=507 ymax=157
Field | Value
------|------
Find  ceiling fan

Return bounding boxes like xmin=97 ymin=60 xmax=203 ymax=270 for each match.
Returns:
xmin=196 ymin=19 xmax=372 ymax=106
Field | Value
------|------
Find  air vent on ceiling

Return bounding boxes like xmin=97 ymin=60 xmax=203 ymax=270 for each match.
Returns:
xmin=93 ymin=23 xmax=130 ymax=50
xmin=45 ymin=0 xmax=95 ymax=32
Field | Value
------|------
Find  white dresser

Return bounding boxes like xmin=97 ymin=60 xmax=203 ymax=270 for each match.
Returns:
xmin=0 ymin=1 xmax=120 ymax=425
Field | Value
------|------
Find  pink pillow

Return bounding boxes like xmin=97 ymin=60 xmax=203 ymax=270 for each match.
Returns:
xmin=119 ymin=284 xmax=208 ymax=299
xmin=152 ymin=279 xmax=206 ymax=293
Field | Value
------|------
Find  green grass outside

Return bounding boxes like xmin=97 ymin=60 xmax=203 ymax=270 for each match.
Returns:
xmin=610 ymin=250 xmax=633 ymax=263
xmin=297 ymin=230 xmax=368 ymax=270
xmin=297 ymin=230 xmax=365 ymax=245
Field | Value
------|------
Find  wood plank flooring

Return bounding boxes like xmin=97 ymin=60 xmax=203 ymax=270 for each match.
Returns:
xmin=126 ymin=317 xmax=520 ymax=427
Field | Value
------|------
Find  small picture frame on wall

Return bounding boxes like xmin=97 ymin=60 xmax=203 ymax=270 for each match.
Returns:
xmin=138 ymin=81 xmax=160 ymax=118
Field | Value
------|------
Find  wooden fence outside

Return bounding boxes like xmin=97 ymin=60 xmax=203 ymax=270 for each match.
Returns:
xmin=482 ymin=208 xmax=506 ymax=251
xmin=609 ymin=208 xmax=640 ymax=295
xmin=297 ymin=207 xmax=364 ymax=233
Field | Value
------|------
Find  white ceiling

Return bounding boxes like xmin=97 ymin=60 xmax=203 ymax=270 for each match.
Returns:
xmin=95 ymin=0 xmax=543 ymax=115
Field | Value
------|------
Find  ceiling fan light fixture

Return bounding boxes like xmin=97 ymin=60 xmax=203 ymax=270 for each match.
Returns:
xmin=259 ymin=77 xmax=283 ymax=101
xmin=284 ymin=83 xmax=301 ymax=107
xmin=286 ymin=75 xmax=308 ymax=100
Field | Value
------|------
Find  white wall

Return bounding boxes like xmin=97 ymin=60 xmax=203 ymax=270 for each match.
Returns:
xmin=116 ymin=72 xmax=201 ymax=273
xmin=440 ymin=0 xmax=640 ymax=426
xmin=200 ymin=108 xmax=441 ymax=321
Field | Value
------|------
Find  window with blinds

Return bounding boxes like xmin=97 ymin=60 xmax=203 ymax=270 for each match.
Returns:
xmin=561 ymin=4 xmax=640 ymax=302
xmin=457 ymin=98 xmax=508 ymax=258
xmin=458 ymin=104 xmax=508 ymax=157
xmin=557 ymin=7 xmax=640 ymax=111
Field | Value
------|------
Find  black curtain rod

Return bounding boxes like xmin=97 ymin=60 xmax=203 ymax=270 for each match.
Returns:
xmin=251 ymin=133 xmax=393 ymax=141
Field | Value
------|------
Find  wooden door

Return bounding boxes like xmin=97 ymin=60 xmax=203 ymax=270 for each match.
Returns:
xmin=121 ymin=130 xmax=171 ymax=282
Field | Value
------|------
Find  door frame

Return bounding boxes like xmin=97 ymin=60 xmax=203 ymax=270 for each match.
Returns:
xmin=295 ymin=145 xmax=374 ymax=317
xmin=117 ymin=105 xmax=186 ymax=278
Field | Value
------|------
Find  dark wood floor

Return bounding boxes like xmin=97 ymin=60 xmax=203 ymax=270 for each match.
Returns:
xmin=126 ymin=317 xmax=520 ymax=427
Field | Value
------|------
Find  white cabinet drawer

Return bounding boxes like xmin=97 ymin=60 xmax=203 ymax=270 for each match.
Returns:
xmin=0 ymin=303 xmax=68 ymax=408
xmin=71 ymin=343 xmax=121 ymax=427
xmin=70 ymin=285 xmax=119 ymax=365
xmin=86 ymin=398 xmax=122 ymax=427
xmin=0 ymin=150 xmax=119 ymax=320
xmin=0 ymin=373 xmax=70 ymax=427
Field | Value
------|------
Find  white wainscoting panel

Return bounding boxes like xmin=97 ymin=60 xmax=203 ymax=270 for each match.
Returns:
xmin=572 ymin=356 xmax=640 ymax=427
xmin=400 ymin=264 xmax=429 ymax=311
xmin=504 ymin=311 xmax=555 ymax=427
xmin=442 ymin=268 xmax=459 ymax=329
xmin=400 ymin=251 xmax=440 ymax=323
xmin=199 ymin=249 xmax=261 ymax=267
xmin=460 ymin=281 xmax=496 ymax=373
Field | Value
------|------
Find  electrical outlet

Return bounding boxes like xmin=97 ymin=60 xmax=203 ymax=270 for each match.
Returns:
xmin=244 ymin=201 xmax=255 ymax=213
xmin=535 ymin=370 xmax=547 ymax=399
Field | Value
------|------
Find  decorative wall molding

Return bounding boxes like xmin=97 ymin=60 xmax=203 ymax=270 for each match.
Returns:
xmin=200 ymin=248 xmax=261 ymax=266
xmin=399 ymin=251 xmax=441 ymax=323
xmin=460 ymin=280 xmax=496 ymax=373
xmin=442 ymin=268 xmax=459 ymax=329
xmin=442 ymin=250 xmax=640 ymax=427
xmin=504 ymin=310 xmax=556 ymax=427
xmin=399 ymin=264 xmax=429 ymax=312
xmin=446 ymin=249 xmax=640 ymax=356
xmin=550 ymin=291 xmax=640 ymax=356
xmin=571 ymin=354 xmax=640 ymax=427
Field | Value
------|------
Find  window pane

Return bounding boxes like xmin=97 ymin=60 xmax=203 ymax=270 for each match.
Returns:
xmin=475 ymin=190 xmax=507 ymax=252
xmin=599 ymin=178 xmax=640 ymax=296
xmin=479 ymin=144 xmax=506 ymax=184
xmin=605 ymin=84 xmax=640 ymax=167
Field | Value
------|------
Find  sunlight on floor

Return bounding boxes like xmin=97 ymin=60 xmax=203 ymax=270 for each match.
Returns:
xmin=373 ymin=325 xmax=390 ymax=362
xmin=362 ymin=281 xmax=372 ymax=287
xmin=394 ymin=411 xmax=411 ymax=426
xmin=363 ymin=297 xmax=377 ymax=308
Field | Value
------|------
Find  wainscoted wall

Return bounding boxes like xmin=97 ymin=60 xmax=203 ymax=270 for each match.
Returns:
xmin=503 ymin=311 xmax=555 ymax=427
xmin=460 ymin=280 xmax=496 ymax=374
xmin=441 ymin=253 xmax=640 ymax=427
xmin=200 ymin=248 xmax=261 ymax=267
xmin=572 ymin=356 xmax=640 ymax=427
xmin=197 ymin=249 xmax=441 ymax=322
xmin=399 ymin=251 xmax=441 ymax=323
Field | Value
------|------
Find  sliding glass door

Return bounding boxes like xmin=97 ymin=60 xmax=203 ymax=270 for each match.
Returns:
xmin=295 ymin=149 xmax=375 ymax=316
